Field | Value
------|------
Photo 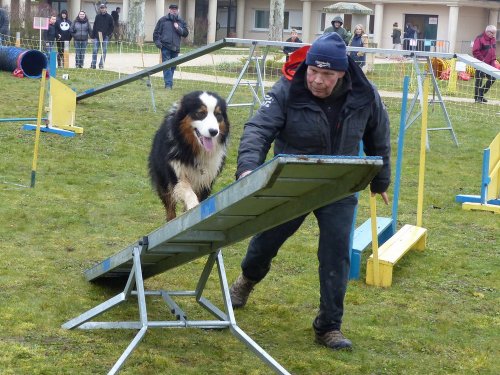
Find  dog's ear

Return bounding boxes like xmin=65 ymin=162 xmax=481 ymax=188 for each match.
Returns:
xmin=168 ymin=101 xmax=180 ymax=117
xmin=217 ymin=96 xmax=230 ymax=125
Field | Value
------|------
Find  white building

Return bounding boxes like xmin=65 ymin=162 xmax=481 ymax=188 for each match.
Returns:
xmin=1 ymin=0 xmax=499 ymax=52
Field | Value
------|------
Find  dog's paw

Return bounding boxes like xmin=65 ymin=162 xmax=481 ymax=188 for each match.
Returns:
xmin=185 ymin=197 xmax=199 ymax=211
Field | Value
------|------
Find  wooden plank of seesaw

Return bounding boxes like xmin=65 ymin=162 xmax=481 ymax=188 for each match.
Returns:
xmin=84 ymin=155 xmax=383 ymax=281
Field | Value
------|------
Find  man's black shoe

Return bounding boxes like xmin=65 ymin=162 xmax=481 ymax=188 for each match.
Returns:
xmin=315 ymin=329 xmax=353 ymax=350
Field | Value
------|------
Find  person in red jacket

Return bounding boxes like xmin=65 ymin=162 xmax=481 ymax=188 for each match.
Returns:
xmin=472 ymin=25 xmax=497 ymax=103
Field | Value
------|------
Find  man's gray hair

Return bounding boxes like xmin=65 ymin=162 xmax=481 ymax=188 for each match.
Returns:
xmin=485 ymin=25 xmax=497 ymax=33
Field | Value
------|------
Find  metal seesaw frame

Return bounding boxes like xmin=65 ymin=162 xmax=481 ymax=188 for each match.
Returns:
xmin=62 ymin=246 xmax=289 ymax=375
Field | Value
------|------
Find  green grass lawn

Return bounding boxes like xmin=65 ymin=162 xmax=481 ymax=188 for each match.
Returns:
xmin=0 ymin=71 xmax=498 ymax=375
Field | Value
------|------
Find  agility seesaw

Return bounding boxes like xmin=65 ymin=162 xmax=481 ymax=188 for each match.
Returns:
xmin=62 ymin=155 xmax=383 ymax=374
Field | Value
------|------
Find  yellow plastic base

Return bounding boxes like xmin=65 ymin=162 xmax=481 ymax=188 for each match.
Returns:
xmin=55 ymin=124 xmax=84 ymax=134
xmin=462 ymin=203 xmax=500 ymax=214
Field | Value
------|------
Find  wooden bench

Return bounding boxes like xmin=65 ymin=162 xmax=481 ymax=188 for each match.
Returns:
xmin=349 ymin=217 xmax=394 ymax=280
xmin=366 ymin=224 xmax=427 ymax=287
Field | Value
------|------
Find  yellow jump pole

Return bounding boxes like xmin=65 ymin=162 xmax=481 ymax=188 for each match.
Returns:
xmin=31 ymin=69 xmax=47 ymax=188
xmin=369 ymin=194 xmax=380 ymax=286
xmin=416 ymin=76 xmax=430 ymax=227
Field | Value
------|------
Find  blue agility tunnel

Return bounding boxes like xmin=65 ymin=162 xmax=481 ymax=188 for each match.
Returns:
xmin=0 ymin=46 xmax=47 ymax=78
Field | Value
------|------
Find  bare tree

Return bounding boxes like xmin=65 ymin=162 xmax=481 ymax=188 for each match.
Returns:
xmin=268 ymin=0 xmax=284 ymax=41
xmin=126 ymin=0 xmax=145 ymax=43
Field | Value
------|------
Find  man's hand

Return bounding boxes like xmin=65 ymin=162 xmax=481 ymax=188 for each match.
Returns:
xmin=238 ymin=170 xmax=252 ymax=180
xmin=371 ymin=191 xmax=389 ymax=205
xmin=174 ymin=22 xmax=179 ymax=30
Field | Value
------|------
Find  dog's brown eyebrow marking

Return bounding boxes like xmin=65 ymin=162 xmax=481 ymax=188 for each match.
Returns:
xmin=192 ymin=106 xmax=208 ymax=120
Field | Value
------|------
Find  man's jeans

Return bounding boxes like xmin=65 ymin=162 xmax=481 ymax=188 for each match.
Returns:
xmin=91 ymin=36 xmax=109 ymax=68
xmin=241 ymin=195 xmax=357 ymax=333
xmin=161 ymin=47 xmax=179 ymax=88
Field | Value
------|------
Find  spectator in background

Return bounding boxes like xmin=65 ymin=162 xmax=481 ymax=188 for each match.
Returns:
xmin=283 ymin=29 xmax=302 ymax=62
xmin=71 ymin=10 xmax=92 ymax=68
xmin=91 ymin=3 xmax=114 ymax=69
xmin=56 ymin=10 xmax=72 ymax=68
xmin=348 ymin=24 xmax=369 ymax=70
xmin=403 ymin=23 xmax=414 ymax=50
xmin=391 ymin=22 xmax=402 ymax=50
xmin=111 ymin=7 xmax=121 ymax=41
xmin=472 ymin=25 xmax=497 ymax=103
xmin=0 ymin=6 xmax=10 ymax=45
xmin=324 ymin=16 xmax=351 ymax=45
xmin=43 ymin=15 xmax=58 ymax=57
xmin=153 ymin=4 xmax=189 ymax=89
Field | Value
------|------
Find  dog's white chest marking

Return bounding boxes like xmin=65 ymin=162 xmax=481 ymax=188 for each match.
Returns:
xmin=171 ymin=146 xmax=225 ymax=193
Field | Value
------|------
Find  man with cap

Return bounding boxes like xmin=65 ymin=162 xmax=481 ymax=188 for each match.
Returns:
xmin=153 ymin=4 xmax=189 ymax=89
xmin=229 ymin=32 xmax=390 ymax=350
xmin=91 ymin=3 xmax=114 ymax=69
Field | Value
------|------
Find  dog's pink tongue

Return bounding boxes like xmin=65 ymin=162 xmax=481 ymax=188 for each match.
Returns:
xmin=201 ymin=136 xmax=214 ymax=151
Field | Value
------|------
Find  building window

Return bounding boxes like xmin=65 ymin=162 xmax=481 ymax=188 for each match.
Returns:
xmin=254 ymin=10 xmax=301 ymax=31
xmin=286 ymin=11 xmax=302 ymax=31
xmin=255 ymin=10 xmax=270 ymax=29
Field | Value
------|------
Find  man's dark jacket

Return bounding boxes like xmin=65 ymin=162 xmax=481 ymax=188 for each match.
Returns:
xmin=153 ymin=14 xmax=189 ymax=52
xmin=237 ymin=58 xmax=391 ymax=193
xmin=0 ymin=8 xmax=9 ymax=36
xmin=91 ymin=13 xmax=113 ymax=39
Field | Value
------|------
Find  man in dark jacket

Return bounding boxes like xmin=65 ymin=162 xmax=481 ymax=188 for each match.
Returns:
xmin=283 ymin=28 xmax=302 ymax=61
xmin=43 ymin=15 xmax=58 ymax=56
xmin=153 ymin=4 xmax=189 ymax=89
xmin=324 ymin=16 xmax=350 ymax=45
xmin=91 ymin=3 xmax=114 ymax=69
xmin=229 ymin=32 xmax=390 ymax=351
xmin=391 ymin=22 xmax=402 ymax=50
xmin=472 ymin=25 xmax=497 ymax=103
xmin=0 ymin=6 xmax=9 ymax=45
xmin=111 ymin=7 xmax=120 ymax=41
